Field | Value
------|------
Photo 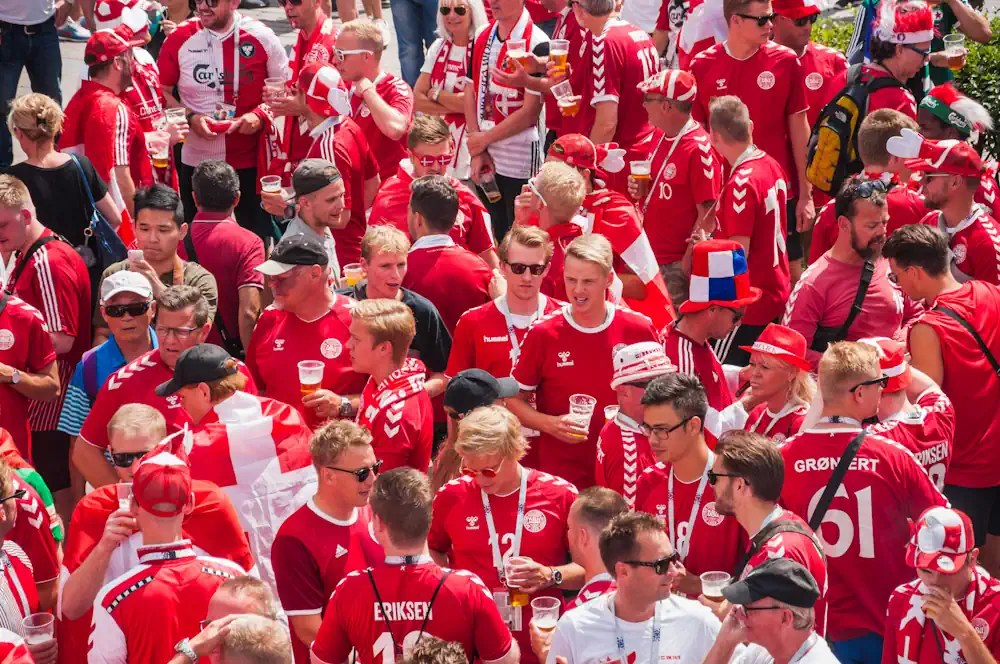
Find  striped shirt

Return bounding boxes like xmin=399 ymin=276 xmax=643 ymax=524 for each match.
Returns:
xmin=0 ymin=542 xmax=36 ymax=637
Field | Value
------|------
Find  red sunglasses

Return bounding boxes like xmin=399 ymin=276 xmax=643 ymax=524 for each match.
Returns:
xmin=412 ymin=153 xmax=454 ymax=167
xmin=461 ymin=458 xmax=505 ymax=478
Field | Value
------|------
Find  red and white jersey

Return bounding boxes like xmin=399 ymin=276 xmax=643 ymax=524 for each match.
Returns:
xmin=691 ymin=42 xmax=808 ymax=197
xmin=7 ymin=475 xmax=57 ymax=586
xmin=661 ymin=323 xmax=735 ymax=429
xmin=88 ymin=542 xmax=245 ymax=664
xmin=715 ymin=149 xmax=791 ymax=326
xmin=0 ymin=629 xmax=35 ymax=664
xmin=640 ymin=122 xmax=722 ymax=265
xmin=0 ymin=542 xmax=37 ymax=638
xmin=928 ymin=206 xmax=1000 ymax=286
xmin=870 ymin=390 xmax=955 ymax=491
xmin=512 ymin=304 xmax=660 ymax=489
xmin=780 ymin=426 xmax=947 ymax=641
xmin=885 ymin=566 xmax=1000 ymax=664
xmin=829 ymin=64 xmax=916 ymax=119
xmin=357 ymin=358 xmax=434 ymax=473
xmin=350 ymin=72 xmax=414 ymax=181
xmin=911 ymin=281 xmax=1000 ymax=488
xmin=799 ymin=42 xmax=848 ymax=129
xmin=246 ymin=295 xmax=368 ymax=419
xmin=563 ymin=573 xmax=615 ymax=612
xmin=123 ymin=48 xmax=167 ymax=132
xmin=0 ymin=295 xmax=53 ymax=460
xmin=272 ymin=501 xmax=384 ymax=663
xmin=402 ymin=236 xmax=492 ymax=334
xmin=311 ymin=561 xmax=513 ymax=664
xmin=158 ymin=14 xmax=289 ymax=169
xmin=283 ymin=18 xmax=340 ymax=162
xmin=634 ymin=458 xmax=748 ymax=582
xmin=595 ymin=411 xmax=655 ymax=508
xmin=977 ymin=174 xmax=1000 ymax=220
xmin=745 ymin=402 xmax=808 ymax=446
xmin=369 ymin=162 xmax=495 ymax=256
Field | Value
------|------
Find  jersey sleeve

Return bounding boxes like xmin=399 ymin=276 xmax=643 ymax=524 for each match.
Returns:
xmin=237 ymin=234 xmax=266 ymax=290
xmin=511 ymin=324 xmax=545 ymax=390
xmin=592 ymin=35 xmax=623 ymax=106
xmin=263 ymin=29 xmax=291 ymax=80
xmin=967 ymin=227 xmax=1000 ymax=285
xmin=78 ymin=381 xmax=121 ymax=449
xmin=157 ymin=30 xmax=182 ymax=88
xmin=785 ymin=55 xmax=809 ymax=117
xmin=465 ymin=201 xmax=496 ymax=254
xmin=782 ymin=279 xmax=823 ymax=366
xmin=88 ymin=599 xmax=126 ymax=664
xmin=12 ymin=488 xmax=58 ymax=584
xmin=270 ymin=531 xmax=326 ymax=615
xmin=882 ymin=587 xmax=907 ymax=664
xmin=388 ymin=78 xmax=415 ymax=124
xmin=469 ymin=576 xmax=514 ymax=661
xmin=111 ymin=104 xmax=131 ymax=168
xmin=445 ymin=312 xmax=477 ymax=378
xmin=361 ymin=135 xmax=379 ymax=181
xmin=332 ymin=136 xmax=355 ymax=216
xmin=809 ymin=203 xmax=837 ymax=264
xmin=718 ymin=176 xmax=764 ymax=239
xmin=427 ymin=486 xmax=456 ymax=554
xmin=546 ymin=620 xmax=579 ymax=664
xmin=25 ymin=312 xmax=56 ymax=373
xmin=34 ymin=253 xmax=84 ymax=337
xmin=688 ymin=143 xmax=722 ymax=205
xmin=595 ymin=429 xmax=621 ymax=493
xmin=310 ymin=586 xmax=355 ymax=664
xmin=246 ymin=321 xmax=268 ymax=394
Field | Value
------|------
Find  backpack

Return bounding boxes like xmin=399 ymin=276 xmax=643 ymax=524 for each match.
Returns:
xmin=806 ymin=64 xmax=905 ymax=196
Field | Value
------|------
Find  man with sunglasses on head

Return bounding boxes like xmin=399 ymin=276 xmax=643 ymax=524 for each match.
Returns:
xmin=272 ymin=420 xmax=385 ymax=663
xmin=779 ymin=341 xmax=946 ymax=664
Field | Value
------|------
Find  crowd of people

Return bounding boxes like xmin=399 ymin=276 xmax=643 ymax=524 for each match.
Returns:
xmin=0 ymin=0 xmax=998 ymax=660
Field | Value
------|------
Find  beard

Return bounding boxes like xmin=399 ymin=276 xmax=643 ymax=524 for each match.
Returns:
xmin=714 ymin=485 xmax=735 ymax=516
xmin=850 ymin=225 xmax=884 ymax=260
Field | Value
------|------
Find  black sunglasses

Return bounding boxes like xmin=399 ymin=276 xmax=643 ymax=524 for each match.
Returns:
xmin=707 ymin=470 xmax=738 ymax=486
xmin=277 ymin=0 xmax=303 ymax=6
xmin=791 ymin=13 xmax=819 ymax=26
xmin=105 ymin=302 xmax=152 ymax=318
xmin=194 ymin=0 xmax=220 ymax=6
xmin=624 ymin=552 xmax=681 ymax=575
xmin=904 ymin=43 xmax=931 ymax=58
xmin=850 ymin=375 xmax=890 ymax=392
xmin=507 ymin=262 xmax=548 ymax=276
xmin=326 ymin=460 xmax=383 ymax=482
xmin=440 ymin=5 xmax=468 ymax=15
xmin=742 ymin=605 xmax=785 ymax=613
xmin=111 ymin=451 xmax=148 ymax=469
xmin=855 ymin=179 xmax=888 ymax=199
xmin=735 ymin=12 xmax=774 ymax=26
xmin=641 ymin=416 xmax=692 ymax=438
xmin=0 ymin=489 xmax=26 ymax=504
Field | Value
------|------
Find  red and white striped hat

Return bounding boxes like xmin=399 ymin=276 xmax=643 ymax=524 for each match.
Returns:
xmin=874 ymin=0 xmax=934 ymax=45
xmin=611 ymin=342 xmax=675 ymax=389
xmin=133 ymin=429 xmax=193 ymax=518
xmin=636 ymin=69 xmax=697 ymax=101
xmin=772 ymin=0 xmax=824 ymax=19
xmin=906 ymin=507 xmax=975 ymax=573
xmin=858 ymin=337 xmax=911 ymax=393
xmin=94 ymin=0 xmax=149 ymax=34
xmin=299 ymin=62 xmax=352 ymax=118
xmin=739 ymin=323 xmax=811 ymax=372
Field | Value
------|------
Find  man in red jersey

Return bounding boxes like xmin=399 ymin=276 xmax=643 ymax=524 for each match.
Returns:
xmin=707 ymin=97 xmax=792 ymax=366
xmin=509 ymin=234 xmax=661 ymax=489
xmin=710 ymin=430 xmax=827 ymax=633
xmin=631 ymin=69 xmax=721 ymax=311
xmin=59 ymin=404 xmax=253 ymax=664
xmin=779 ymin=341 xmax=946 ymax=664
xmin=158 ymin=0 xmax=288 ymax=237
xmin=273 ymin=420 xmax=385 ymax=663
xmin=75 ymin=286 xmax=255 ymax=488
xmin=888 ymin=130 xmax=1000 ymax=286
xmin=401 ymin=176 xmax=493 ymax=334
xmin=860 ymin=337 xmax=954 ymax=491
xmin=369 ymin=116 xmax=497 ymax=267
xmin=596 ymin=342 xmax=672 ymax=506
xmin=349 ymin=299 xmax=434 ymax=472
xmin=87 ymin=435 xmax=247 ymax=664
xmin=248 ymin=233 xmax=367 ymax=425
xmin=428 ymin=405 xmax=578 ymax=664
xmin=634 ymin=373 xmax=747 ymax=596
xmin=312 ymin=466 xmax=518 ymax=664
xmin=884 ymin=225 xmax=1000 ymax=576
xmin=335 ymin=20 xmax=414 ymax=182
xmin=809 ymin=110 xmax=929 ymax=264
xmin=690 ymin=0 xmax=814 ymax=269
xmin=885 ymin=507 xmax=1000 ymax=664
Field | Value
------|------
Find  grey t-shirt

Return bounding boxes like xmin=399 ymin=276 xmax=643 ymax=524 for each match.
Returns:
xmin=0 ymin=0 xmax=55 ymax=26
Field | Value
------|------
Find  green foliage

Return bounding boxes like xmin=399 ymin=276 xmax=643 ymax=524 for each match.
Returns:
xmin=814 ymin=15 xmax=856 ymax=55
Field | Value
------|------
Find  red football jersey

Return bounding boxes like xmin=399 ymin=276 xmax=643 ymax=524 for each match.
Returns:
xmin=350 ymin=73 xmax=414 ymax=181
xmin=870 ymin=390 xmax=955 ymax=491
xmin=512 ymin=305 xmax=660 ymax=489
xmin=402 ymin=236 xmax=492 ymax=334
xmin=927 ymin=206 xmax=1000 ymax=285
xmin=634 ymin=459 xmax=748 ymax=582
xmin=780 ymin=426 xmax=947 ymax=640
xmin=976 ymin=174 xmax=1000 ymax=220
xmin=0 ymin=542 xmax=38 ymax=634
xmin=595 ymin=412 xmax=655 ymax=508
xmin=428 ymin=470 xmax=576 ymax=664
xmin=246 ymin=296 xmax=368 ymax=420
xmin=272 ymin=502 xmax=384 ymax=663
xmin=829 ymin=64 xmax=916 ymax=119
xmin=0 ymin=296 xmax=55 ymax=459
xmin=715 ymin=149 xmax=791 ymax=326
xmin=910 ymin=281 xmax=1000 ymax=488
xmin=799 ymin=43 xmax=848 ymax=129
xmin=357 ymin=358 xmax=434 ymax=472
xmin=285 ymin=18 xmax=340 ymax=161
xmin=745 ymin=402 xmax=808 ymax=446
xmin=123 ymin=49 xmax=167 ymax=133
xmin=661 ymin=323 xmax=734 ymax=423
xmin=7 ymin=475 xmax=57 ymax=585
xmin=563 ymin=573 xmax=615 ymax=612
xmin=311 ymin=561 xmax=513 ymax=664
xmin=691 ymin=42 xmax=808 ymax=197
xmin=640 ymin=122 xmax=722 ymax=264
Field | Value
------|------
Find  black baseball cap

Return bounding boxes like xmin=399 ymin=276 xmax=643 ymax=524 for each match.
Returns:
xmin=444 ymin=369 xmax=520 ymax=416
xmin=722 ymin=558 xmax=821 ymax=609
xmin=155 ymin=344 xmax=238 ymax=396
xmin=292 ymin=159 xmax=342 ymax=198
xmin=255 ymin=233 xmax=329 ymax=276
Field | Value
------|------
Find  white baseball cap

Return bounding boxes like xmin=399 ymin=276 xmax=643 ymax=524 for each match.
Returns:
xmin=101 ymin=270 xmax=153 ymax=304
xmin=610 ymin=342 xmax=675 ymax=389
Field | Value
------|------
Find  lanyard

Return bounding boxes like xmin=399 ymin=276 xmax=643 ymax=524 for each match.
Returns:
xmin=642 ymin=118 xmax=697 ymax=213
xmin=481 ymin=467 xmax=529 ymax=582
xmin=755 ymin=505 xmax=784 ymax=537
xmin=818 ymin=416 xmax=862 ymax=427
xmin=609 ymin=592 xmax=661 ymax=664
xmin=496 ymin=295 xmax=546 ymax=364
xmin=668 ymin=451 xmax=713 ymax=561
xmin=789 ymin=633 xmax=820 ymax=664
xmin=751 ymin=401 xmax=804 ymax=437
xmin=385 ymin=555 xmax=433 ymax=565
xmin=211 ymin=16 xmax=242 ymax=104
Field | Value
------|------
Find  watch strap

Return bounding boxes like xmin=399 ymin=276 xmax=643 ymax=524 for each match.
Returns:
xmin=175 ymin=638 xmax=198 ymax=663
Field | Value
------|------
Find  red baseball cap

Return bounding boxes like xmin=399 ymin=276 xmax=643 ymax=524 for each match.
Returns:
xmin=299 ymin=62 xmax=351 ymax=118
xmin=906 ymin=507 xmax=976 ymax=574
xmin=887 ymin=128 xmax=986 ymax=178
xmin=772 ymin=0 xmax=822 ymax=18
xmin=739 ymin=323 xmax=811 ymax=372
xmin=547 ymin=134 xmax=626 ymax=176
xmin=84 ymin=26 xmax=144 ymax=66
xmin=637 ymin=69 xmax=697 ymax=101
xmin=132 ymin=431 xmax=192 ymax=518
xmin=859 ymin=337 xmax=911 ymax=393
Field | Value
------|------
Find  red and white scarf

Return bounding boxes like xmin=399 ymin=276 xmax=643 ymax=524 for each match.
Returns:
xmin=471 ymin=9 xmax=534 ymax=126
xmin=358 ymin=358 xmax=428 ymax=429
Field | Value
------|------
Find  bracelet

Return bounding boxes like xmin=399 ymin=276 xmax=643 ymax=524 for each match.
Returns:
xmin=430 ymin=87 xmax=442 ymax=103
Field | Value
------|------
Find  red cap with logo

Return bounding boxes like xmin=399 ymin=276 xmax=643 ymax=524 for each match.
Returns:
xmin=132 ymin=430 xmax=192 ymax=518
xmin=637 ymin=69 xmax=697 ymax=101
xmin=739 ymin=323 xmax=811 ymax=371
xmin=906 ymin=506 xmax=976 ymax=574
xmin=772 ymin=0 xmax=823 ymax=19
xmin=299 ymin=62 xmax=352 ymax=118
xmin=84 ymin=26 xmax=144 ymax=66
xmin=859 ymin=337 xmax=911 ymax=393
xmin=547 ymin=134 xmax=627 ymax=176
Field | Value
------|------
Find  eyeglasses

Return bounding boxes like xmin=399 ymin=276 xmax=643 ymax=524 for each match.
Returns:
xmin=904 ymin=44 xmax=932 ymax=59
xmin=742 ymin=605 xmax=785 ymax=613
xmin=527 ymin=177 xmax=548 ymax=208
xmin=507 ymin=262 xmax=548 ymax=276
xmin=277 ymin=0 xmax=303 ymax=5
xmin=412 ymin=153 xmax=455 ymax=167
xmin=791 ymin=13 xmax=819 ymax=26
xmin=155 ymin=325 xmax=199 ymax=340
xmin=641 ymin=417 xmax=692 ymax=439
xmin=111 ymin=451 xmax=148 ymax=469
xmin=850 ymin=375 xmax=890 ymax=392
xmin=439 ymin=5 xmax=468 ymax=15
xmin=707 ymin=470 xmax=738 ymax=486
xmin=735 ymin=12 xmax=775 ymax=26
xmin=194 ymin=0 xmax=220 ymax=6
xmin=105 ymin=302 xmax=152 ymax=318
xmin=326 ymin=460 xmax=383 ymax=482
xmin=623 ymin=552 xmax=681 ymax=575
xmin=729 ymin=308 xmax=745 ymax=325
xmin=335 ymin=48 xmax=373 ymax=60
xmin=0 ymin=489 xmax=26 ymax=504
xmin=461 ymin=458 xmax=505 ymax=479
xmin=854 ymin=179 xmax=888 ymax=199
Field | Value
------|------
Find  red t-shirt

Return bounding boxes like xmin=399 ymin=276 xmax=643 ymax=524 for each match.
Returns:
xmin=246 ymin=297 xmax=368 ymax=419
xmin=780 ymin=427 xmax=947 ymax=640
xmin=402 ymin=236 xmax=492 ymax=334
xmin=829 ymin=64 xmax=916 ymax=119
xmin=0 ymin=297 xmax=56 ymax=459
xmin=976 ymin=174 xmax=1000 ymax=220
xmin=512 ymin=304 xmax=660 ymax=489
xmin=311 ymin=561 xmax=513 ymax=664
xmin=799 ymin=43 xmax=848 ymax=129
xmin=356 ymin=359 xmax=434 ymax=472
xmin=715 ymin=149 xmax=791 ymax=326
xmin=285 ymin=18 xmax=340 ymax=163
xmin=691 ymin=42 xmax=808 ymax=198
xmin=928 ymin=206 xmax=1000 ymax=285
xmin=272 ymin=501 xmax=384 ymax=663
xmin=178 ymin=214 xmax=265 ymax=350
xmin=7 ymin=475 xmax=58 ymax=585
xmin=870 ymin=390 xmax=955 ymax=491
xmin=744 ymin=402 xmax=808 ymax=446
xmin=661 ymin=323 xmax=734 ymax=421
xmin=595 ymin=412 xmax=655 ymax=509
xmin=350 ymin=73 xmax=414 ymax=182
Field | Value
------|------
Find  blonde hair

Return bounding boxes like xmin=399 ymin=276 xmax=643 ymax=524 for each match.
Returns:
xmin=536 ymin=161 xmax=586 ymax=222
xmin=0 ymin=175 xmax=29 ymax=210
xmin=818 ymin=341 xmax=881 ymax=402
xmin=205 ymin=359 xmax=249 ymax=402
xmin=350 ymin=299 xmax=416 ymax=364
xmin=342 ymin=19 xmax=385 ymax=56
xmin=407 ymin=115 xmax=451 ymax=149
xmin=455 ymin=405 xmax=528 ymax=461
xmin=361 ymin=225 xmax=411 ymax=262
xmin=108 ymin=404 xmax=167 ymax=443
xmin=219 ymin=615 xmax=292 ymax=664
xmin=498 ymin=225 xmax=554 ymax=263
xmin=435 ymin=0 xmax=489 ymax=42
xmin=7 ymin=94 xmax=63 ymax=143
xmin=565 ymin=233 xmax=613 ymax=275
xmin=310 ymin=420 xmax=373 ymax=468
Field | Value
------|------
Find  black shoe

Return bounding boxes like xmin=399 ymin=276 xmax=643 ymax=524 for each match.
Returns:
xmin=241 ymin=0 xmax=270 ymax=9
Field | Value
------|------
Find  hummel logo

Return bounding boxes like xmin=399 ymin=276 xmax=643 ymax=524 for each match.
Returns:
xmin=716 ymin=79 xmax=727 ymax=89
xmin=274 ymin=339 xmax=285 ymax=351
xmin=466 ymin=516 xmax=480 ymax=530
xmin=484 ymin=335 xmax=509 ymax=343
xmin=557 ymin=351 xmax=574 ymax=367
xmin=656 ymin=504 xmax=666 ymax=515
xmin=166 ymin=395 xmax=181 ymax=408
xmin=335 ymin=545 xmax=348 ymax=558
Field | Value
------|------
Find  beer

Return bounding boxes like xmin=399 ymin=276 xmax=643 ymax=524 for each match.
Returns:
xmin=300 ymin=381 xmax=321 ymax=397
xmin=703 ymin=592 xmax=725 ymax=602
xmin=152 ymin=154 xmax=170 ymax=169
xmin=630 ymin=160 xmax=652 ymax=199
xmin=943 ymin=34 xmax=966 ymax=72
xmin=947 ymin=49 xmax=966 ymax=71
xmin=298 ymin=360 xmax=325 ymax=399
xmin=506 ymin=39 xmax=528 ymax=70
xmin=533 ymin=617 xmax=558 ymax=632
xmin=511 ymin=591 xmax=531 ymax=607
xmin=507 ymin=49 xmax=530 ymax=68
xmin=550 ymin=39 xmax=569 ymax=78
xmin=558 ymin=97 xmax=580 ymax=117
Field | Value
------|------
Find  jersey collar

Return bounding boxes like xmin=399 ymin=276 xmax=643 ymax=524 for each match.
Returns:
xmin=138 ymin=540 xmax=197 ymax=563
xmin=410 ymin=234 xmax=455 ymax=252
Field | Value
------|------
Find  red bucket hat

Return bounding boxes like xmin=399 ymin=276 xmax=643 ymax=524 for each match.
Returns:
xmin=679 ymin=239 xmax=762 ymax=314
xmin=739 ymin=324 xmax=811 ymax=372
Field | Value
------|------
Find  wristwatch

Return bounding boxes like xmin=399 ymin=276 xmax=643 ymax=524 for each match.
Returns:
xmin=549 ymin=566 xmax=563 ymax=587
xmin=174 ymin=638 xmax=198 ymax=663
xmin=338 ymin=397 xmax=353 ymax=419
xmin=9 ymin=370 xmax=19 ymax=385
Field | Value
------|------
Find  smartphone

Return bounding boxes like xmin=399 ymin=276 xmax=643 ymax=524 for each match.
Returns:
xmin=128 ymin=249 xmax=144 ymax=264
